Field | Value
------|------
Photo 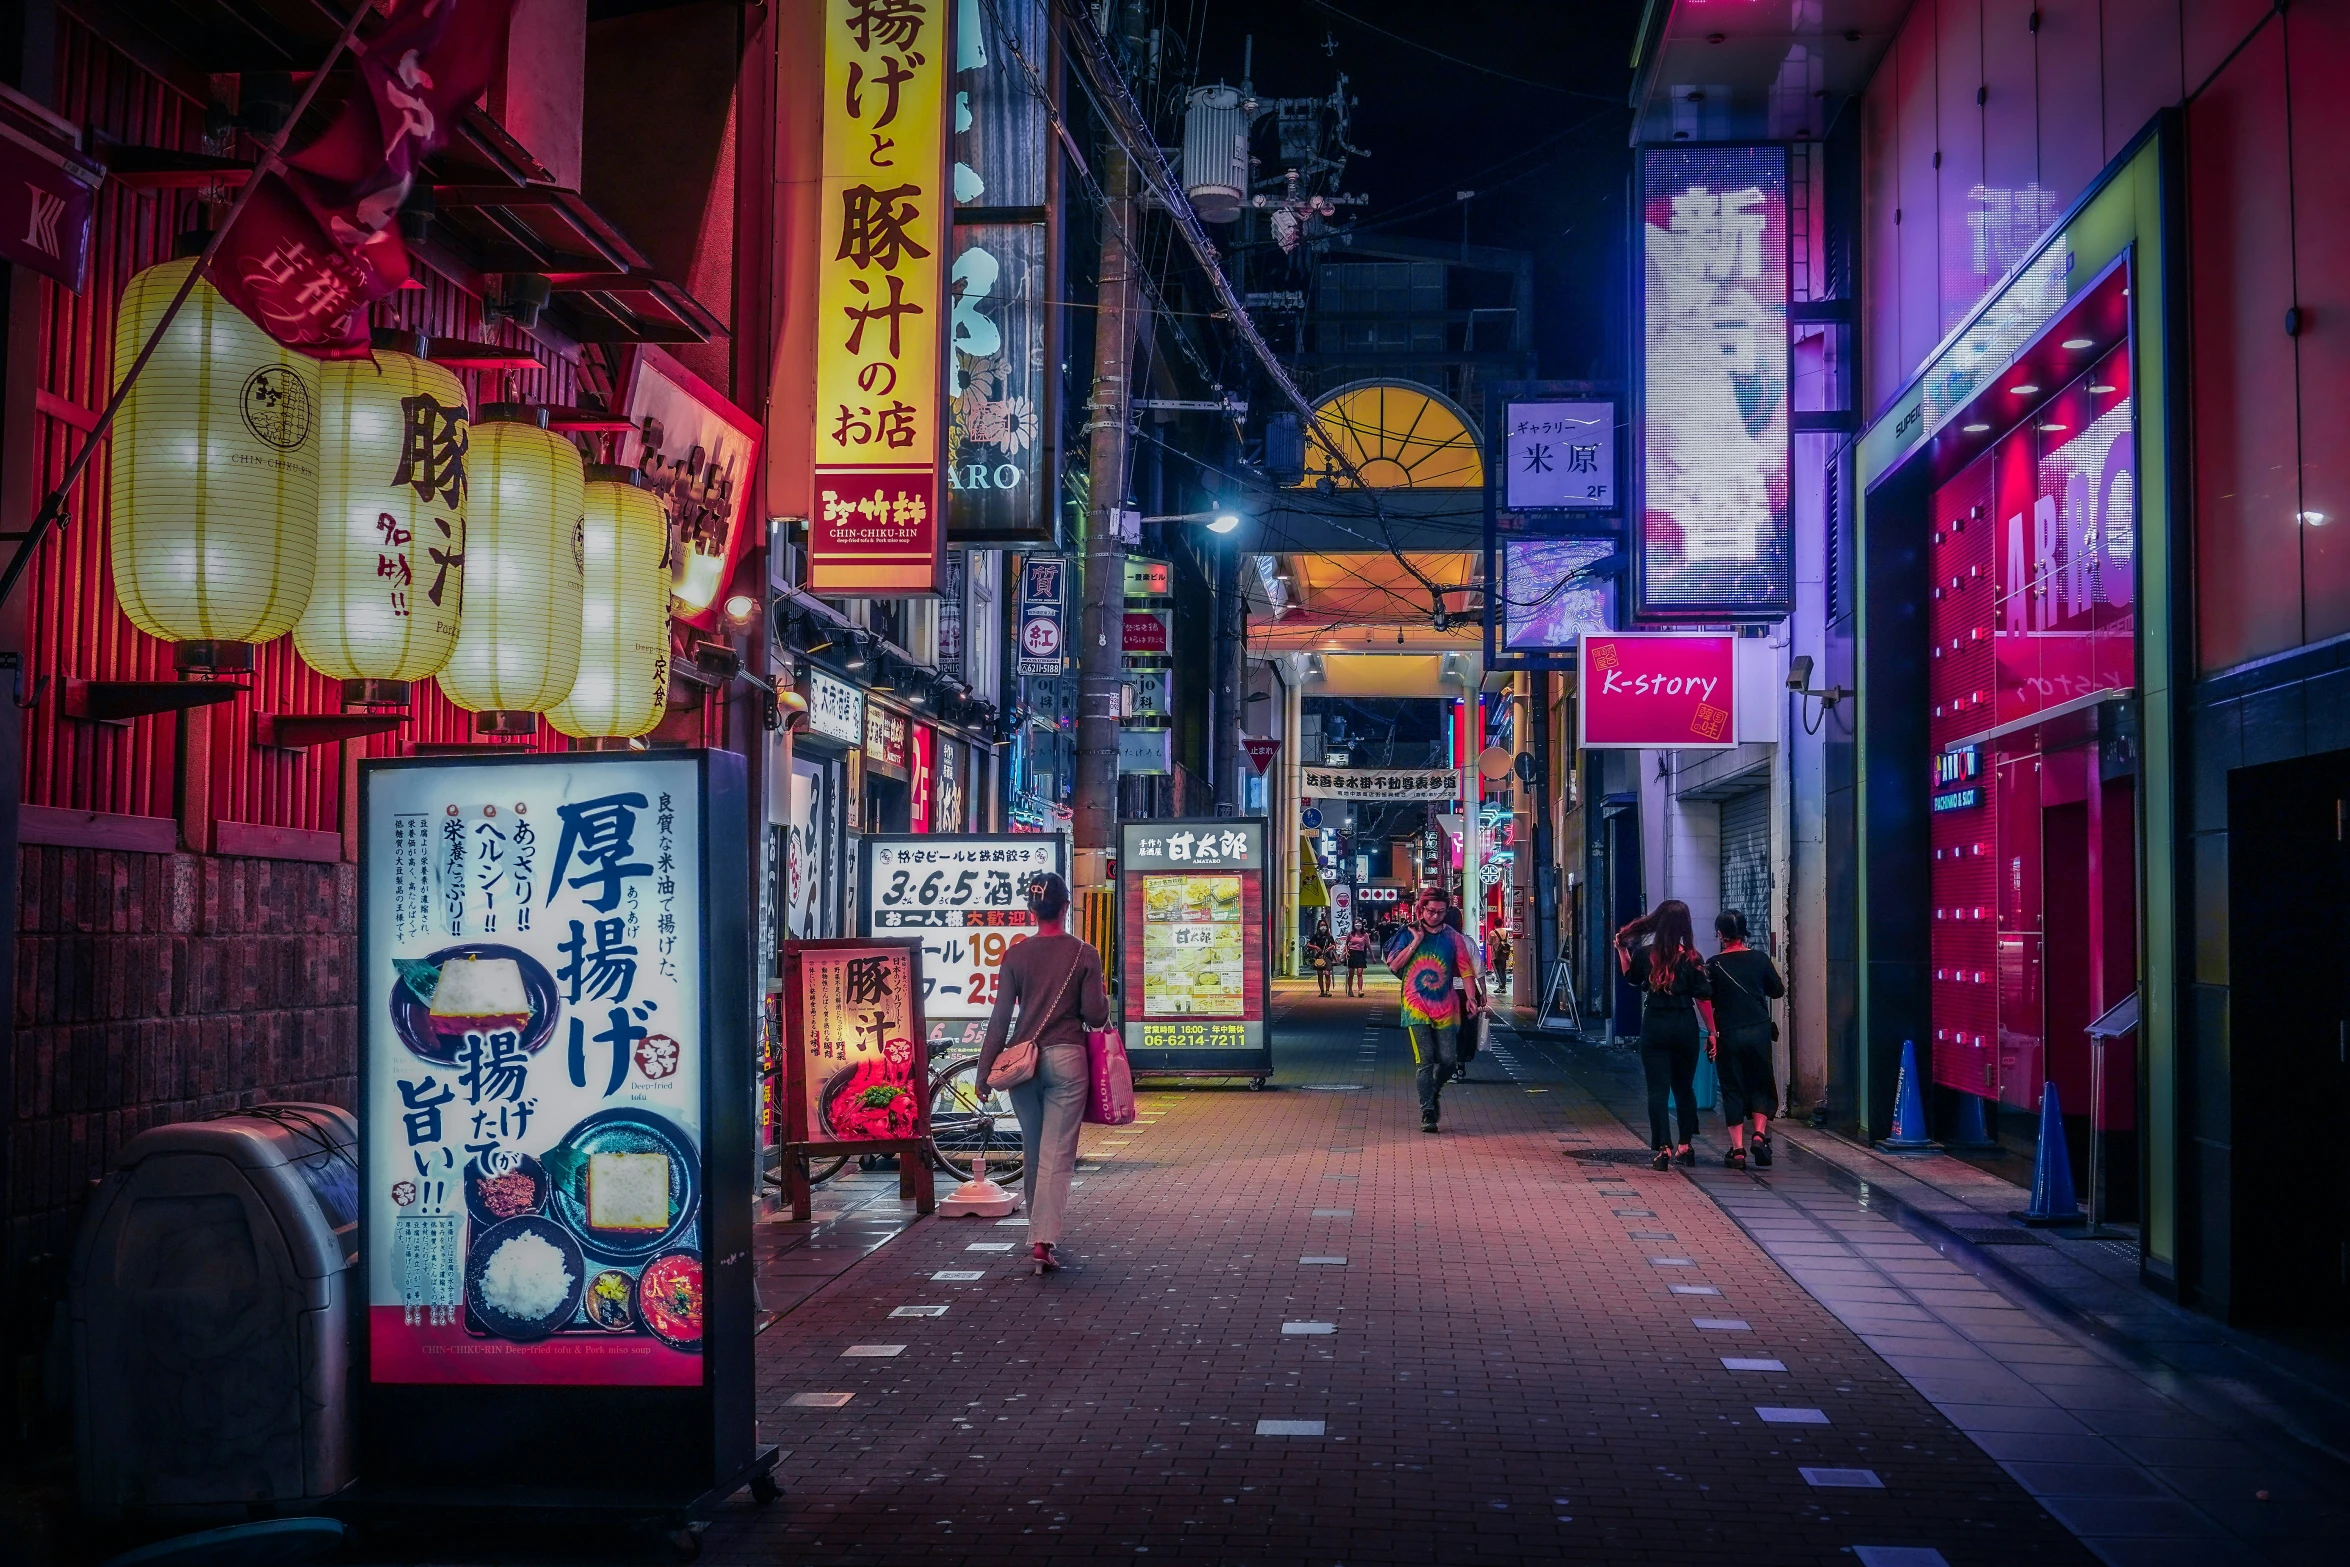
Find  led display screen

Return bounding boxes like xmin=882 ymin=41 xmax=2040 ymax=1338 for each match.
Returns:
xmin=1502 ymin=537 xmax=1616 ymax=652
xmin=1637 ymin=145 xmax=1791 ymax=618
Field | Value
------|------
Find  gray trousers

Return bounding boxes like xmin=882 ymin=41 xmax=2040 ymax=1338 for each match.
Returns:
xmin=1007 ymin=1038 xmax=1088 ymax=1245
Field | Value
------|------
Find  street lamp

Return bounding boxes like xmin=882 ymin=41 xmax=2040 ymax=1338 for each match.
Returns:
xmin=1208 ymin=511 xmax=1241 ymax=534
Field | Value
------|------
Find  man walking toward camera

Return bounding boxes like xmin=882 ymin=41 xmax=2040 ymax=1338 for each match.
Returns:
xmin=1384 ymin=885 xmax=1484 ymax=1133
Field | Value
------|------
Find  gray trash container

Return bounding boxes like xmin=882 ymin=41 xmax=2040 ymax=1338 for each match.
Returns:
xmin=69 ymin=1103 xmax=358 ymax=1521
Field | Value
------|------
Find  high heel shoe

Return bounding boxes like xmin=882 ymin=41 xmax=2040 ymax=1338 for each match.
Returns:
xmin=1030 ymin=1241 xmax=1059 ymax=1275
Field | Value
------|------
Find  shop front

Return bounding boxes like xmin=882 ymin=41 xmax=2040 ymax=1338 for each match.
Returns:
xmin=1845 ymin=122 xmax=2183 ymax=1279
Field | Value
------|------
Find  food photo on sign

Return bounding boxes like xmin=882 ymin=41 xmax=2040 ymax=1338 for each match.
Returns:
xmin=364 ymin=757 xmax=710 ymax=1386
xmin=787 ymin=941 xmax=930 ymax=1149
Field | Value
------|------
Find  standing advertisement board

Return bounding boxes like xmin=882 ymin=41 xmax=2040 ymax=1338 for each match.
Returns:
xmin=778 ymin=938 xmax=936 ymax=1220
xmin=858 ymin=833 xmax=1066 ymax=1053
xmin=1117 ymin=818 xmax=1271 ymax=1084
xmin=357 ymin=751 xmax=762 ymax=1507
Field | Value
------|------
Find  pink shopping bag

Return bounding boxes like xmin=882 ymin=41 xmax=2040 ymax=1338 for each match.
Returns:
xmin=1084 ymin=1026 xmax=1138 ymax=1125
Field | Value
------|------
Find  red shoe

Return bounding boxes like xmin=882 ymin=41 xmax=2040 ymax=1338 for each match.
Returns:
xmin=1030 ymin=1242 xmax=1060 ymax=1275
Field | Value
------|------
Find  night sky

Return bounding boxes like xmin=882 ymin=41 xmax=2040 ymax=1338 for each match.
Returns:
xmin=1190 ymin=0 xmax=1649 ymax=381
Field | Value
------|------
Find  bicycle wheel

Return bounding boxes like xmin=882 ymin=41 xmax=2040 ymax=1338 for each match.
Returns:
xmin=806 ymin=1154 xmax=850 ymax=1184
xmin=926 ymin=1055 xmax=1026 ymax=1184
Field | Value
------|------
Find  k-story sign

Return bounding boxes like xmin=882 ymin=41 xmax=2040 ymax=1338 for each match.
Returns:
xmin=1577 ymin=632 xmax=1738 ymax=749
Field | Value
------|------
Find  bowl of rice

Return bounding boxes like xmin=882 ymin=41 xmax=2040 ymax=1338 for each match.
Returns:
xmin=464 ymin=1215 xmax=586 ymax=1341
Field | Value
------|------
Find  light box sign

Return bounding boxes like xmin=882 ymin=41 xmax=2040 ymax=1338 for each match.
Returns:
xmin=1504 ymin=400 xmax=1615 ymax=510
xmin=1118 ymin=818 xmax=1271 ymax=1079
xmin=359 ymin=751 xmax=750 ymax=1398
xmin=1015 ymin=554 xmax=1066 ymax=676
xmin=1637 ymin=145 xmax=1791 ymax=619
xmin=813 ymin=0 xmax=950 ymax=595
xmin=1503 ymin=537 xmax=1616 ymax=652
xmin=1300 ymin=767 xmax=1458 ymax=802
xmin=617 ymin=345 xmax=760 ymax=626
xmin=858 ymin=833 xmax=1066 ymax=1049
xmin=806 ymin=669 xmax=864 ymax=745
xmin=1577 ymin=633 xmax=1738 ymax=749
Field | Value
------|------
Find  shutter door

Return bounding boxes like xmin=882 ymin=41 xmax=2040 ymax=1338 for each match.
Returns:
xmin=1718 ymin=787 xmax=1772 ymax=947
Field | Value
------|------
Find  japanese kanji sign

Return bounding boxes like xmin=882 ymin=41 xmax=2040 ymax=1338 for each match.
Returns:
xmin=1503 ymin=400 xmax=1615 ymax=511
xmin=1299 ymin=767 xmax=1461 ymax=802
xmin=858 ymin=834 xmax=1065 ymax=1049
xmin=787 ymin=940 xmax=928 ymax=1150
xmin=813 ymin=0 xmax=950 ymax=595
xmin=361 ymin=754 xmax=708 ymax=1387
xmin=1576 ymin=632 xmax=1740 ymax=750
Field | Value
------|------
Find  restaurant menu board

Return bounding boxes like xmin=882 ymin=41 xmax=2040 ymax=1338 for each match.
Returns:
xmin=858 ymin=835 xmax=1065 ymax=1051
xmin=361 ymin=755 xmax=711 ymax=1388
xmin=787 ymin=941 xmax=928 ymax=1151
xmin=1118 ymin=818 xmax=1270 ymax=1076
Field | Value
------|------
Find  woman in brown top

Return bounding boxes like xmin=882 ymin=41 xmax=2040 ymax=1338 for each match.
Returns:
xmin=977 ymin=872 xmax=1111 ymax=1273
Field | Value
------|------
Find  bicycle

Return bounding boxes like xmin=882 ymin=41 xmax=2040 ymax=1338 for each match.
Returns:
xmin=924 ymin=1053 xmax=1028 ymax=1184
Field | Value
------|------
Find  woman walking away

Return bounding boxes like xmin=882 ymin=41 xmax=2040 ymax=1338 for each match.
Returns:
xmin=1343 ymin=924 xmax=1372 ymax=996
xmin=1307 ymin=922 xmax=1338 ymax=996
xmin=1615 ymin=900 xmax=1711 ymax=1170
xmin=977 ymin=872 xmax=1110 ymax=1274
xmin=1702 ymin=910 xmax=1785 ymax=1170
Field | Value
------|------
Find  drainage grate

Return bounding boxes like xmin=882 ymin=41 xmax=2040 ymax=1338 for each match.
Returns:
xmin=1945 ymin=1226 xmax=2045 ymax=1247
xmin=1572 ymin=1148 xmax=1664 ymax=1165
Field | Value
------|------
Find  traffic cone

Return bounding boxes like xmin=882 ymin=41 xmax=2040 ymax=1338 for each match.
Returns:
xmin=938 ymin=1145 xmax=1020 ymax=1218
xmin=2009 ymin=1081 xmax=2083 ymax=1226
xmin=1875 ymin=1039 xmax=1937 ymax=1152
xmin=1945 ymin=1089 xmax=2000 ymax=1151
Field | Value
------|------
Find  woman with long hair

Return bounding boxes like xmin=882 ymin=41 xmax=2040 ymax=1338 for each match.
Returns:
xmin=1614 ymin=899 xmax=1712 ymax=1169
xmin=976 ymin=872 xmax=1111 ymax=1275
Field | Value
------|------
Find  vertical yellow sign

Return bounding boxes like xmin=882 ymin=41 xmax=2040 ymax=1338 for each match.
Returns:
xmin=813 ymin=0 xmax=949 ymax=595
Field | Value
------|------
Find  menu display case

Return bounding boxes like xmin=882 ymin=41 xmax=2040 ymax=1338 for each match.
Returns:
xmin=1117 ymin=818 xmax=1271 ymax=1084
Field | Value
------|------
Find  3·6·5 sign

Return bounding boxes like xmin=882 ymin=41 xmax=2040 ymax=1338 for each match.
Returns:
xmin=856 ymin=835 xmax=1068 ymax=1047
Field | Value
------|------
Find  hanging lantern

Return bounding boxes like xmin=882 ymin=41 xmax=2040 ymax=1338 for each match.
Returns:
xmin=294 ymin=331 xmax=469 ymax=704
xmin=549 ymin=466 xmax=672 ymax=741
xmin=108 ymin=255 xmax=322 ymax=670
xmin=436 ymin=404 xmax=584 ymax=735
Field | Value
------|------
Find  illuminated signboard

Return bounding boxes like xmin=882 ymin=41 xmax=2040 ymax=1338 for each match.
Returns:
xmin=616 ymin=345 xmax=759 ymax=626
xmin=1932 ymin=743 xmax=1983 ymax=812
xmin=858 ymin=833 xmax=1065 ymax=1050
xmin=360 ymin=752 xmax=748 ymax=1390
xmin=1117 ymin=818 xmax=1271 ymax=1079
xmin=1577 ymin=632 xmax=1738 ymax=750
xmin=1503 ymin=536 xmax=1616 ymax=652
xmin=1637 ymin=144 xmax=1791 ymax=619
xmin=1503 ymin=400 xmax=1615 ymax=510
xmin=806 ymin=669 xmax=864 ymax=745
xmin=812 ymin=0 xmax=948 ymax=595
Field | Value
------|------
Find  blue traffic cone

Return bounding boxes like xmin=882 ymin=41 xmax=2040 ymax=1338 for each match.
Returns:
xmin=1875 ymin=1039 xmax=1937 ymax=1152
xmin=1945 ymin=1090 xmax=2000 ymax=1150
xmin=2010 ymin=1081 xmax=2083 ymax=1226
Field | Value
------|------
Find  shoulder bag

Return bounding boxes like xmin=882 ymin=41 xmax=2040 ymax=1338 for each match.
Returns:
xmin=988 ymin=941 xmax=1081 ymax=1090
xmin=1712 ymin=955 xmax=1780 ymax=1041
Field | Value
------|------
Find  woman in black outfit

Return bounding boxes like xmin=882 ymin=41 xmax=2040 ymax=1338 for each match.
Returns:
xmin=1615 ymin=900 xmax=1711 ymax=1170
xmin=1701 ymin=910 xmax=1786 ymax=1171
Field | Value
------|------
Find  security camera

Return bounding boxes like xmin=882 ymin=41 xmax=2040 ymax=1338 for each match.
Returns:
xmin=1786 ymin=654 xmax=1814 ymax=693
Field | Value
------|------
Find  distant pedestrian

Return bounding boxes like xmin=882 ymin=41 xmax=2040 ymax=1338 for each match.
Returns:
xmin=1343 ymin=925 xmax=1372 ymax=995
xmin=977 ymin=872 xmax=1111 ymax=1275
xmin=1386 ymin=884 xmax=1484 ymax=1132
xmin=1306 ymin=922 xmax=1338 ymax=996
xmin=1702 ymin=910 xmax=1785 ymax=1170
xmin=1490 ymin=929 xmax=1513 ymax=990
xmin=1614 ymin=899 xmax=1711 ymax=1170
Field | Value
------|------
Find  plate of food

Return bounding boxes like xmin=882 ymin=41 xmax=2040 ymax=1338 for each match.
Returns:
xmin=543 ymin=1107 xmax=701 ymax=1265
xmin=464 ymin=1215 xmax=585 ymax=1342
xmin=463 ymin=1152 xmax=547 ymax=1229
xmin=637 ymin=1249 xmax=704 ymax=1352
xmin=816 ymin=1038 xmax=921 ymax=1141
xmin=389 ymin=944 xmax=561 ymax=1067
xmin=582 ymin=1267 xmax=637 ymax=1332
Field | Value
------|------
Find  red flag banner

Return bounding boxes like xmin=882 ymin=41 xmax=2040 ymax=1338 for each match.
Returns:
xmin=210 ymin=0 xmax=511 ymax=355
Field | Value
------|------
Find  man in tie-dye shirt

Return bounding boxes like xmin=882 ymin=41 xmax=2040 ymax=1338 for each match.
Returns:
xmin=1383 ymin=884 xmax=1484 ymax=1132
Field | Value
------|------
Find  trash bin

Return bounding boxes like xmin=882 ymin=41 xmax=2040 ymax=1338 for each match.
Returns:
xmin=69 ymin=1103 xmax=358 ymax=1522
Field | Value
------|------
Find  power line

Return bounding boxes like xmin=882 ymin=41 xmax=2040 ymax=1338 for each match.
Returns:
xmin=1304 ymin=0 xmax=1623 ymax=103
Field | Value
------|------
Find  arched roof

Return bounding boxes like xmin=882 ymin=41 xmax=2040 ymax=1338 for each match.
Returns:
xmin=1291 ymin=379 xmax=1484 ymax=490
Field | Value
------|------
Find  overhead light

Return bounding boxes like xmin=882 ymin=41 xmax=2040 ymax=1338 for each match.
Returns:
xmin=2008 ymin=383 xmax=2039 ymax=395
xmin=723 ymin=593 xmax=758 ymax=625
xmin=2037 ymin=422 xmax=2068 ymax=433
xmin=1208 ymin=511 xmax=1241 ymax=534
xmin=2061 ymin=337 xmax=2093 ymax=350
xmin=2088 ymin=382 xmax=2117 ymax=395
xmin=2301 ymin=511 xmax=2329 ymax=527
xmin=1962 ymin=422 xmax=1991 ymax=433
xmin=845 ymin=633 xmax=868 ymax=669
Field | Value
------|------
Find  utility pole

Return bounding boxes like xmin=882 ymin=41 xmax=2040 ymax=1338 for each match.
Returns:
xmin=1073 ymin=0 xmax=1143 ymax=881
xmin=1211 ymin=543 xmax=1242 ymax=811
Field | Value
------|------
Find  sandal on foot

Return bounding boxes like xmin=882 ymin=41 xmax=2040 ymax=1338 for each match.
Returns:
xmin=1725 ymin=1146 xmax=1747 ymax=1170
xmin=1650 ymin=1149 xmax=1672 ymax=1171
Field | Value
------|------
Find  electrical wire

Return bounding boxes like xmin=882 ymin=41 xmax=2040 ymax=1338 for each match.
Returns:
xmin=1303 ymin=0 xmax=1623 ymax=102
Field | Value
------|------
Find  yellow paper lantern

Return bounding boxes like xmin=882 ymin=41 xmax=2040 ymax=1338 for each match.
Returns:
xmin=435 ymin=404 xmax=584 ymax=734
xmin=108 ymin=256 xmax=321 ymax=665
xmin=549 ymin=467 xmax=672 ymax=740
xmin=294 ymin=333 xmax=469 ymax=702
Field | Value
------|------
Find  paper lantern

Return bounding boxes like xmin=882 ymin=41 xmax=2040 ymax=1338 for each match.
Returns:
xmin=108 ymin=256 xmax=321 ymax=666
xmin=549 ymin=467 xmax=672 ymax=740
xmin=294 ymin=332 xmax=468 ymax=702
xmin=435 ymin=405 xmax=584 ymax=734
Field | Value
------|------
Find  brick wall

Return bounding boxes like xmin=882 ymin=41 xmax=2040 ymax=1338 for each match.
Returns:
xmin=7 ymin=847 xmax=356 ymax=1274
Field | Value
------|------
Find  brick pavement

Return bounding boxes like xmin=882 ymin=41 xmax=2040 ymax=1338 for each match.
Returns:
xmin=694 ymin=984 xmax=2090 ymax=1566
